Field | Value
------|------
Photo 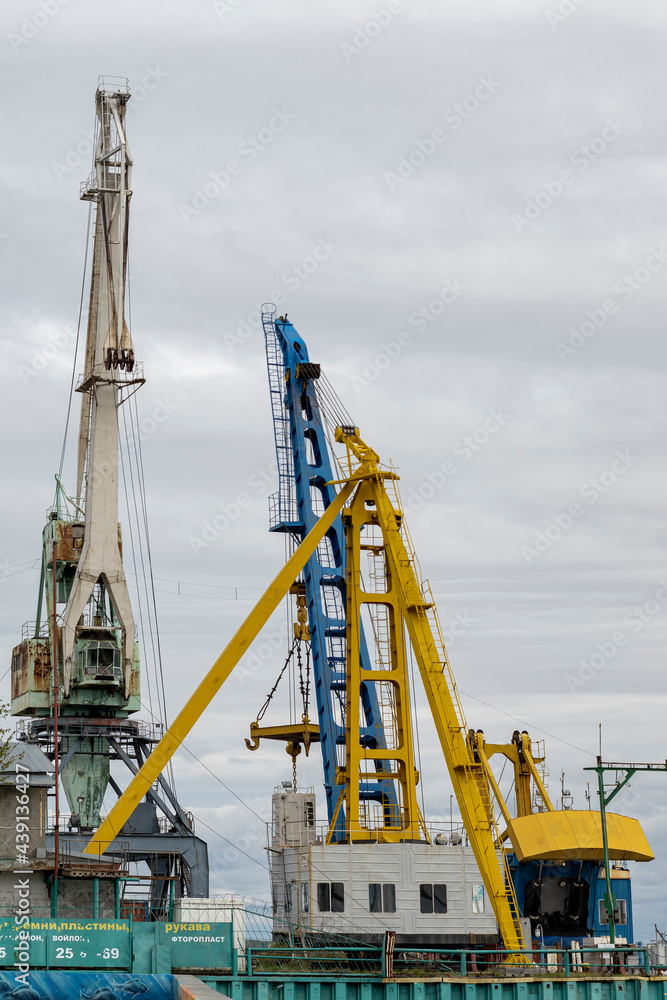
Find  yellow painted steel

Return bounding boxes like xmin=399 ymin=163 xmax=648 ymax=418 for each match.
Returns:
xmin=485 ymin=733 xmax=554 ymax=817
xmin=474 ymin=737 xmax=513 ymax=830
xmin=507 ymin=810 xmax=654 ymax=863
xmin=341 ymin=474 xmax=422 ymax=842
xmin=334 ymin=429 xmax=527 ymax=957
xmin=83 ymin=478 xmax=356 ymax=857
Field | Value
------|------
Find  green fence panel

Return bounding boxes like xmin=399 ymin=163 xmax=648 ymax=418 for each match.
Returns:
xmin=0 ymin=917 xmax=131 ymax=970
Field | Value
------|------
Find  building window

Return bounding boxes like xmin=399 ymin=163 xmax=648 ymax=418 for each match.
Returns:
xmin=598 ymin=898 xmax=627 ymax=925
xmin=331 ymin=882 xmax=344 ymax=913
xmin=301 ymin=881 xmax=309 ymax=914
xmin=304 ymin=801 xmax=314 ymax=827
xmin=369 ymin=884 xmax=396 ymax=913
xmin=420 ymin=884 xmax=447 ymax=914
xmin=317 ymin=882 xmax=344 ymax=912
xmin=472 ymin=884 xmax=485 ymax=914
xmin=285 ymin=884 xmax=293 ymax=913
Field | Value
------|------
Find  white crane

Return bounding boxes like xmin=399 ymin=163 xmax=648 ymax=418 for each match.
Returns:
xmin=62 ymin=77 xmax=142 ymax=699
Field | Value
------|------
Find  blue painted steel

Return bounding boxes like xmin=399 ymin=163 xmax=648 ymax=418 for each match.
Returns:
xmin=262 ymin=310 xmax=397 ymax=837
xmin=509 ymin=857 xmax=634 ymax=946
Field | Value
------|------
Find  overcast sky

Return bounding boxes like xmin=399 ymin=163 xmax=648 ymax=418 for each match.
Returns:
xmin=1 ymin=0 xmax=667 ymax=941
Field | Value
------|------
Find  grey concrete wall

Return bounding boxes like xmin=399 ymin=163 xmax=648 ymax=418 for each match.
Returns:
xmin=0 ymin=870 xmax=116 ymax=919
xmin=0 ymin=785 xmax=47 ymax=861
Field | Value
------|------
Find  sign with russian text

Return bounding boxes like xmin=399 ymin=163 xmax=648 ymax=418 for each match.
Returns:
xmin=159 ymin=921 xmax=232 ymax=969
xmin=0 ymin=918 xmax=131 ymax=970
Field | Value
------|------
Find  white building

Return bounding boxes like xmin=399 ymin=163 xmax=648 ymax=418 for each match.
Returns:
xmin=269 ymin=787 xmax=498 ymax=945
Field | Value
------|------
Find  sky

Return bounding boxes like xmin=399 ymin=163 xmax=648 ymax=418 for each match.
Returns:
xmin=1 ymin=0 xmax=667 ymax=943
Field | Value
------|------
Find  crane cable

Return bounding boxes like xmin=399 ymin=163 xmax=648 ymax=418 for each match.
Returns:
xmin=56 ymin=201 xmax=93 ymax=488
xmin=120 ymin=257 xmax=176 ymax=794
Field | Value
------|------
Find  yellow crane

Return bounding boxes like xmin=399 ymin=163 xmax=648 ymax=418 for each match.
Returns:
xmin=84 ymin=423 xmax=652 ymax=953
xmin=84 ymin=426 xmax=529 ymax=952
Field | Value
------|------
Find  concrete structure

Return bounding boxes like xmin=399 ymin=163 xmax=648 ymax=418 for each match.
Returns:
xmin=0 ymin=742 xmax=119 ymax=918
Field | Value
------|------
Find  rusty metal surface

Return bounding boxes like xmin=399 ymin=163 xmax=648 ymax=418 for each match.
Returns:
xmin=54 ymin=520 xmax=85 ymax=563
xmin=11 ymin=638 xmax=52 ymax=702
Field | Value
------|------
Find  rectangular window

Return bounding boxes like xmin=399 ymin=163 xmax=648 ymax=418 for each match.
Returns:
xmin=301 ymin=881 xmax=309 ymax=914
xmin=317 ymin=882 xmax=330 ymax=912
xmin=434 ymin=884 xmax=447 ymax=914
xmin=331 ymin=882 xmax=345 ymax=913
xmin=370 ymin=883 xmax=396 ymax=913
xmin=304 ymin=801 xmax=314 ymax=827
xmin=421 ymin=884 xmax=447 ymax=914
xmin=383 ymin=884 xmax=396 ymax=913
xmin=472 ymin=884 xmax=485 ymax=914
xmin=285 ymin=884 xmax=292 ymax=913
xmin=420 ymin=883 xmax=433 ymax=914
xmin=599 ymin=898 xmax=628 ymax=925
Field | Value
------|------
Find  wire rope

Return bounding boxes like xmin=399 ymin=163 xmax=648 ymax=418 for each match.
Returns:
xmin=57 ymin=201 xmax=93 ymax=486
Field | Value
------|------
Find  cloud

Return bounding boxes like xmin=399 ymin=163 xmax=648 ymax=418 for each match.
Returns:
xmin=1 ymin=0 xmax=667 ymax=940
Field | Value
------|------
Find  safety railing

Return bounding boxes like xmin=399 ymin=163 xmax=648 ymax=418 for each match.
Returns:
xmin=392 ymin=944 xmax=658 ymax=977
xmin=246 ymin=943 xmax=382 ymax=977
xmin=242 ymin=941 xmax=667 ymax=979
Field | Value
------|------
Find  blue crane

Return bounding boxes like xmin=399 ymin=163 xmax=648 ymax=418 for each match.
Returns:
xmin=261 ymin=304 xmax=397 ymax=841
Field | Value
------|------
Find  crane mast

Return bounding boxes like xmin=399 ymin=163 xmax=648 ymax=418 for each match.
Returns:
xmin=64 ymin=78 xmax=137 ymax=703
xmin=253 ymin=310 xmax=398 ymax=839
